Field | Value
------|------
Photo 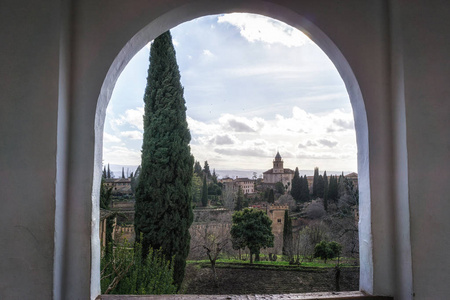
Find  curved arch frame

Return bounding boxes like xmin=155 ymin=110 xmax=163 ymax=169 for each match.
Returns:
xmin=92 ymin=1 xmax=371 ymax=297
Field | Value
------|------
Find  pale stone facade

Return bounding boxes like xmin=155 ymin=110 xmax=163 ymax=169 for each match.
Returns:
xmin=266 ymin=204 xmax=289 ymax=236
xmin=104 ymin=178 xmax=132 ymax=195
xmin=223 ymin=177 xmax=255 ymax=195
xmin=251 ymin=203 xmax=289 ymax=253
xmin=234 ymin=177 xmax=255 ymax=194
xmin=263 ymin=152 xmax=295 ymax=190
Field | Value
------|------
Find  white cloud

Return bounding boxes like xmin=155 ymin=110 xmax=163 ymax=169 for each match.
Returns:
xmin=211 ymin=134 xmax=235 ymax=145
xmin=203 ymin=49 xmax=213 ymax=57
xmin=184 ymin=107 xmax=356 ymax=171
xmin=114 ymin=106 xmax=144 ymax=131
xmin=103 ymin=146 xmax=141 ymax=166
xmin=218 ymin=13 xmax=311 ymax=47
xmin=215 ymin=147 xmax=269 ymax=157
xmin=223 ymin=65 xmax=308 ymax=78
xmin=104 ymin=14 xmax=356 ymax=172
xmin=103 ymin=132 xmax=121 ymax=143
xmin=318 ymin=139 xmax=338 ymax=148
xmin=332 ymin=118 xmax=354 ymax=130
xmin=187 ymin=116 xmax=220 ymax=135
xmin=120 ymin=130 xmax=143 ymax=140
xmin=218 ymin=114 xmax=264 ymax=133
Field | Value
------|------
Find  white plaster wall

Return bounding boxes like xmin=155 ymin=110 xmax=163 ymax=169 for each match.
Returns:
xmin=1 ymin=0 xmax=449 ymax=299
xmin=70 ymin=1 xmax=391 ymax=298
xmin=399 ymin=1 xmax=450 ymax=298
xmin=0 ymin=0 xmax=61 ymax=298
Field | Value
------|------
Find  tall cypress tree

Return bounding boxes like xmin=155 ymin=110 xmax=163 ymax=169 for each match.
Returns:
xmin=235 ymin=186 xmax=244 ymax=211
xmin=212 ymin=168 xmax=217 ymax=184
xmin=201 ymin=175 xmax=208 ymax=207
xmin=291 ymin=167 xmax=302 ymax=202
xmin=268 ymin=189 xmax=275 ymax=204
xmin=317 ymin=174 xmax=325 ymax=198
xmin=134 ymin=31 xmax=193 ymax=289
xmin=203 ymin=160 xmax=211 ymax=177
xmin=323 ymin=171 xmax=328 ymax=211
xmin=282 ymin=210 xmax=293 ymax=259
xmin=312 ymin=167 xmax=319 ymax=198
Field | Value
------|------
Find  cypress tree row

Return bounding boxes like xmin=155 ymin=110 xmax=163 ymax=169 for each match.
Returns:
xmin=134 ymin=30 xmax=194 ymax=289
xmin=300 ymin=175 xmax=310 ymax=203
xmin=328 ymin=175 xmax=339 ymax=202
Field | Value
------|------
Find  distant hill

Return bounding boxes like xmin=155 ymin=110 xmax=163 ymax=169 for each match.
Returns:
xmin=106 ymin=164 xmax=355 ymax=179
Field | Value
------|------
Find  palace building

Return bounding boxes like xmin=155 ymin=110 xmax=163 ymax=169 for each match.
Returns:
xmin=263 ymin=152 xmax=295 ymax=190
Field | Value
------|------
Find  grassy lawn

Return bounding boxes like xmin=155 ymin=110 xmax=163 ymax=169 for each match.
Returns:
xmin=187 ymin=256 xmax=358 ymax=269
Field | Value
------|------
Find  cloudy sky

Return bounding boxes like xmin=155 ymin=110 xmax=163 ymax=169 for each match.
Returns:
xmin=103 ymin=13 xmax=357 ymax=177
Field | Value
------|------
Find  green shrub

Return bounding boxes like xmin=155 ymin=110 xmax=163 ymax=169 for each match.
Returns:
xmin=314 ymin=240 xmax=342 ymax=264
xmin=101 ymin=239 xmax=177 ymax=295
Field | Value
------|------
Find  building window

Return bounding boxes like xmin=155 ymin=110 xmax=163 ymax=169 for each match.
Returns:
xmin=277 ymin=219 xmax=282 ymax=223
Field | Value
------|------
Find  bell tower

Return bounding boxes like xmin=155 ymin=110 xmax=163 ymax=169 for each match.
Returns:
xmin=273 ymin=151 xmax=284 ymax=173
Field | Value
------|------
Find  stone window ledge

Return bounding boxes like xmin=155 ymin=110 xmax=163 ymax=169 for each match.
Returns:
xmin=98 ymin=291 xmax=393 ymax=300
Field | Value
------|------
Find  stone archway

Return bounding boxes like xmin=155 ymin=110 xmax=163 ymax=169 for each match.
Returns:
xmin=93 ymin=3 xmax=370 ymax=297
xmin=52 ymin=1 xmax=404 ymax=299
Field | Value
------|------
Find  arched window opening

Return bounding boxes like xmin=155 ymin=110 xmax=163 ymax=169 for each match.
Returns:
xmin=94 ymin=7 xmax=370 ymax=298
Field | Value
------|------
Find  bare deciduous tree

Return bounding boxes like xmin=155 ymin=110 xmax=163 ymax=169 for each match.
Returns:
xmin=305 ymin=201 xmax=326 ymax=219
xmin=203 ymin=233 xmax=229 ymax=287
xmin=189 ymin=211 xmax=233 ymax=287
xmin=296 ymin=221 xmax=329 ymax=261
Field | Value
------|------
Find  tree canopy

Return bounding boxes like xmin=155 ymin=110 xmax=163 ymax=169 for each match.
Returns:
xmin=275 ymin=181 xmax=285 ymax=194
xmin=314 ymin=240 xmax=342 ymax=263
xmin=231 ymin=208 xmax=274 ymax=263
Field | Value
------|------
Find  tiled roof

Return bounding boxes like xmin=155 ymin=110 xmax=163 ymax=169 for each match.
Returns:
xmin=345 ymin=172 xmax=358 ymax=178
xmin=234 ymin=177 xmax=253 ymax=182
xmin=263 ymin=168 xmax=294 ymax=174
